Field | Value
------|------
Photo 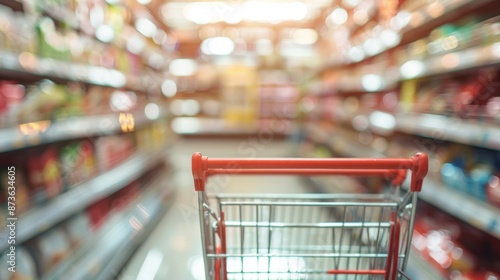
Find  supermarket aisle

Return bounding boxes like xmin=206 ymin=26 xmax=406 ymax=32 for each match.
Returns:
xmin=119 ymin=138 xmax=307 ymax=280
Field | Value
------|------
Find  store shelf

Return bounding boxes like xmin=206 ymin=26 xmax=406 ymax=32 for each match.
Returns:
xmin=45 ymin=168 xmax=174 ymax=280
xmin=0 ymin=107 xmax=168 ymax=153
xmin=300 ymin=144 xmax=445 ymax=279
xmin=172 ymin=117 xmax=296 ymax=136
xmin=0 ymin=0 xmax=23 ymax=11
xmin=305 ymin=122 xmax=500 ymax=238
xmin=400 ymin=0 xmax=495 ymax=45
xmin=417 ymin=176 xmax=500 ymax=239
xmin=322 ymin=0 xmax=497 ymax=72
xmin=332 ymin=42 xmax=500 ymax=93
xmin=0 ymin=50 xmax=162 ymax=92
xmin=395 ymin=112 xmax=500 ymax=150
xmin=408 ymin=251 xmax=447 ymax=280
xmin=330 ymin=108 xmax=500 ymax=151
xmin=402 ymin=42 xmax=500 ymax=80
xmin=0 ymin=146 xmax=168 ymax=252
xmin=304 ymin=122 xmax=385 ymax=158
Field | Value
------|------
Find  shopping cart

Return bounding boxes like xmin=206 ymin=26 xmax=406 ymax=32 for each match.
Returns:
xmin=192 ymin=152 xmax=428 ymax=280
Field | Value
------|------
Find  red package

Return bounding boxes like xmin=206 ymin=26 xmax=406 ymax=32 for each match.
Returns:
xmin=26 ymin=147 xmax=63 ymax=204
xmin=87 ymin=198 xmax=111 ymax=230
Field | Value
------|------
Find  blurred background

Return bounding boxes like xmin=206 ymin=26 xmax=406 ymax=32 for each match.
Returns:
xmin=0 ymin=0 xmax=500 ymax=279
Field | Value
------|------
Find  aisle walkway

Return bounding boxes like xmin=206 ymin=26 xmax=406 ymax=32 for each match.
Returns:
xmin=119 ymin=138 xmax=308 ymax=280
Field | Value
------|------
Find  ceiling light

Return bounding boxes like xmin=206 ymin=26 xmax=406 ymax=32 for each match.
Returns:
xmin=292 ymin=29 xmax=318 ymax=45
xmin=161 ymin=80 xmax=177 ymax=97
xmin=126 ymin=36 xmax=145 ymax=54
xmin=95 ymin=24 xmax=114 ymax=43
xmin=400 ymin=60 xmax=425 ymax=79
xmin=135 ymin=17 xmax=157 ymax=38
xmin=361 ymin=74 xmax=384 ymax=92
xmin=380 ymin=29 xmax=400 ymax=47
xmin=326 ymin=7 xmax=348 ymax=27
xmin=342 ymin=0 xmax=360 ymax=8
xmin=201 ymin=37 xmax=235 ymax=55
xmin=169 ymin=59 xmax=198 ymax=76
xmin=184 ymin=2 xmax=218 ymax=24
xmin=144 ymin=103 xmax=160 ymax=120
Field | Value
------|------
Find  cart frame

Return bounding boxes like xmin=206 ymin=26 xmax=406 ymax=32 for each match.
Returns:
xmin=192 ymin=152 xmax=428 ymax=280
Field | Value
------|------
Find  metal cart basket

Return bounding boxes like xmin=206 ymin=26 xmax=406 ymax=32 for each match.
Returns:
xmin=192 ymin=152 xmax=428 ymax=280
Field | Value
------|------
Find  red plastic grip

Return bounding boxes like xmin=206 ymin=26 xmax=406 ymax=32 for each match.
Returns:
xmin=192 ymin=152 xmax=428 ymax=192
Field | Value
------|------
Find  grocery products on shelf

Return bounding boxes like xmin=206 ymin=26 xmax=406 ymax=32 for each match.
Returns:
xmin=59 ymin=140 xmax=96 ymax=187
xmin=413 ymin=202 xmax=500 ymax=279
xmin=300 ymin=0 xmax=500 ymax=266
xmin=0 ymin=158 xmax=171 ymax=279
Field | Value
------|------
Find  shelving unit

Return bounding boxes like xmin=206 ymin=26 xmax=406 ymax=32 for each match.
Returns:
xmin=328 ymin=41 xmax=500 ymax=93
xmin=304 ymin=121 xmax=500 ymax=240
xmin=322 ymin=0 xmax=498 ymax=71
xmin=0 ymin=0 xmax=176 ymax=278
xmin=329 ymin=108 xmax=500 ymax=151
xmin=0 ymin=106 xmax=169 ymax=153
xmin=395 ymin=112 xmax=500 ymax=150
xmin=0 ymin=145 xmax=168 ymax=252
xmin=298 ymin=125 xmax=444 ymax=280
xmin=0 ymin=50 xmax=163 ymax=92
xmin=419 ymin=177 xmax=500 ymax=239
xmin=43 ymin=168 xmax=175 ymax=280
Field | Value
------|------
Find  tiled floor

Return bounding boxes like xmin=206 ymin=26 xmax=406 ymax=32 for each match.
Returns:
xmin=119 ymin=138 xmax=307 ymax=280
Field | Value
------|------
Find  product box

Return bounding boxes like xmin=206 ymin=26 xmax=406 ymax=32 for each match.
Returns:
xmin=110 ymin=181 xmax=140 ymax=212
xmin=0 ymin=168 xmax=31 ymax=214
xmin=0 ymin=81 xmax=25 ymax=126
xmin=26 ymin=147 xmax=63 ymax=204
xmin=87 ymin=198 xmax=111 ymax=230
xmin=59 ymin=140 xmax=96 ymax=187
xmin=94 ymin=134 xmax=134 ymax=172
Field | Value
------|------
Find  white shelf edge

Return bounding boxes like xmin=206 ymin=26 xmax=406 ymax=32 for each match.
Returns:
xmin=333 ymin=109 xmax=500 ymax=151
xmin=304 ymin=122 xmax=500 ymax=238
xmin=304 ymin=123 xmax=385 ymax=158
xmin=42 ymin=169 xmax=174 ymax=280
xmin=0 ymin=109 xmax=168 ymax=153
xmin=407 ymin=251 xmax=447 ymax=280
xmin=0 ymin=50 xmax=163 ymax=92
xmin=418 ymin=177 xmax=500 ymax=239
xmin=334 ymin=42 xmax=500 ymax=93
xmin=0 ymin=146 xmax=168 ymax=251
xmin=405 ymin=43 xmax=500 ymax=80
xmin=395 ymin=112 xmax=500 ymax=150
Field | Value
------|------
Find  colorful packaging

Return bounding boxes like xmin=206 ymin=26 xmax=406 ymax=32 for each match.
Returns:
xmin=0 ymin=81 xmax=25 ymax=126
xmin=94 ymin=135 xmax=134 ymax=172
xmin=0 ymin=169 xmax=30 ymax=214
xmin=17 ymin=80 xmax=67 ymax=123
xmin=87 ymin=198 xmax=111 ymax=230
xmin=59 ymin=140 xmax=96 ymax=187
xmin=53 ymin=83 xmax=85 ymax=119
xmin=110 ymin=181 xmax=140 ymax=212
xmin=26 ymin=147 xmax=63 ymax=204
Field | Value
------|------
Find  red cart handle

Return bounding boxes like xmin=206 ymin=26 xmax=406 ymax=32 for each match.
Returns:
xmin=192 ymin=152 xmax=428 ymax=192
